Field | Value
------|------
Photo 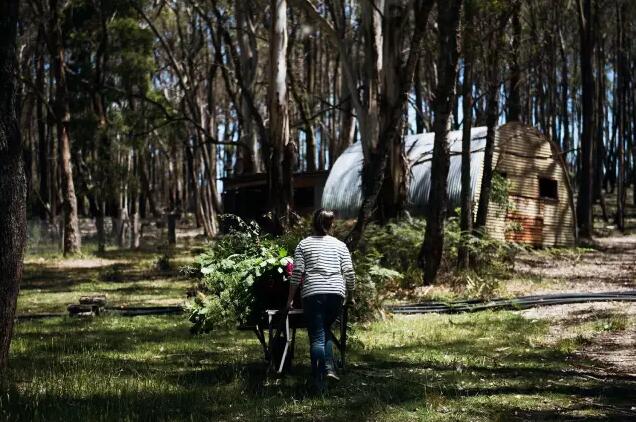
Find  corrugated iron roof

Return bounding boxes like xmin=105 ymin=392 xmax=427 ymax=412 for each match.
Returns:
xmin=321 ymin=127 xmax=488 ymax=217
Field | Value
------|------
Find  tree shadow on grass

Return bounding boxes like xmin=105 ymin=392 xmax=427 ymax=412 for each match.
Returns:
xmin=5 ymin=314 xmax=636 ymax=421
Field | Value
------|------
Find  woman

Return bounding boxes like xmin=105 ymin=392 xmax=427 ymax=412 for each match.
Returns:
xmin=286 ymin=209 xmax=355 ymax=393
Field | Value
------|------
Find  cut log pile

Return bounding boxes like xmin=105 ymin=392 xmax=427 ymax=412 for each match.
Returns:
xmin=67 ymin=295 xmax=107 ymax=317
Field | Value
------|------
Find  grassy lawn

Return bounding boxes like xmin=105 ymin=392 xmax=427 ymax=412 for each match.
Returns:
xmin=2 ymin=311 xmax=633 ymax=421
xmin=19 ymin=246 xmax=196 ymax=314
xmin=7 ymin=231 xmax=635 ymax=421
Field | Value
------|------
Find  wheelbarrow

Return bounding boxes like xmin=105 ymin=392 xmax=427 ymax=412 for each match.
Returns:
xmin=239 ymin=305 xmax=349 ymax=374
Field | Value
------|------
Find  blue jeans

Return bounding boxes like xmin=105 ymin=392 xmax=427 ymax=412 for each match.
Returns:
xmin=302 ymin=294 xmax=343 ymax=390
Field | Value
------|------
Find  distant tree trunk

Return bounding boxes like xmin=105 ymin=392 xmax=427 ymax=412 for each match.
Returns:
xmin=343 ymin=1 xmax=383 ymax=247
xmin=288 ymin=20 xmax=316 ymax=173
xmin=576 ymin=0 xmax=595 ymax=239
xmin=235 ymin=1 xmax=259 ymax=174
xmin=594 ymin=20 xmax=608 ymax=223
xmin=558 ymin=29 xmax=571 ymax=167
xmin=616 ymin=2 xmax=626 ymax=231
xmin=508 ymin=8 xmax=521 ymax=123
xmin=49 ymin=0 xmax=81 ymax=255
xmin=414 ymin=58 xmax=426 ymax=134
xmin=378 ymin=0 xmax=410 ymax=222
xmin=419 ymin=0 xmax=462 ymax=284
xmin=347 ymin=0 xmax=434 ymax=246
xmin=332 ymin=1 xmax=355 ymax=162
xmin=0 ymin=0 xmax=26 ymax=371
xmin=302 ymin=30 xmax=317 ymax=171
xmin=36 ymin=25 xmax=49 ymax=221
xmin=475 ymin=14 xmax=506 ymax=230
xmin=458 ymin=0 xmax=475 ymax=270
xmin=267 ymin=0 xmax=291 ymax=233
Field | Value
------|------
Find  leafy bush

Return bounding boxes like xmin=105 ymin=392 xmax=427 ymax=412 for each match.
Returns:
xmin=359 ymin=219 xmax=425 ymax=289
xmin=350 ymin=250 xmax=403 ymax=321
xmin=443 ymin=215 xmax=524 ymax=297
xmin=187 ymin=217 xmax=293 ymax=334
xmin=187 ymin=215 xmax=399 ymax=331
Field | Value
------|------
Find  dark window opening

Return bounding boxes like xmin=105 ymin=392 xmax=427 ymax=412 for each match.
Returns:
xmin=539 ymin=177 xmax=558 ymax=200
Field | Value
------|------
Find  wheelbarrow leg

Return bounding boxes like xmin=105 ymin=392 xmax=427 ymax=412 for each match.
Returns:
xmin=254 ymin=324 xmax=269 ymax=361
xmin=277 ymin=313 xmax=292 ymax=374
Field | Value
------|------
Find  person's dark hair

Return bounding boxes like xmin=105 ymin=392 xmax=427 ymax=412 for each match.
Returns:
xmin=312 ymin=208 xmax=335 ymax=236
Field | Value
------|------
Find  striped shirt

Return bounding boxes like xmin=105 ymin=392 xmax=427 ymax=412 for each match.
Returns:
xmin=290 ymin=235 xmax=355 ymax=299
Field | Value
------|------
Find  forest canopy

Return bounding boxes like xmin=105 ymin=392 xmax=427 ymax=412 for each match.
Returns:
xmin=11 ymin=0 xmax=636 ymax=266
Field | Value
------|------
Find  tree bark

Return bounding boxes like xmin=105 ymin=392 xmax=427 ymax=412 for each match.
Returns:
xmin=267 ymin=0 xmax=291 ymax=234
xmin=576 ymin=0 xmax=595 ymax=239
xmin=49 ymin=0 xmax=81 ymax=255
xmin=0 ymin=0 xmax=26 ymax=371
xmin=615 ymin=2 xmax=626 ymax=231
xmin=36 ymin=24 xmax=49 ymax=221
xmin=507 ymin=7 xmax=521 ymax=122
xmin=458 ymin=0 xmax=475 ymax=270
xmin=475 ymin=10 xmax=511 ymax=230
xmin=475 ymin=59 xmax=501 ymax=228
xmin=419 ymin=0 xmax=462 ymax=284
xmin=558 ymin=29 xmax=571 ymax=167
xmin=235 ymin=1 xmax=260 ymax=174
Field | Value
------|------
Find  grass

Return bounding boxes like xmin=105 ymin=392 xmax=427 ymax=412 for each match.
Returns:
xmin=19 ymin=245 xmax=196 ymax=314
xmin=6 ymin=228 xmax=635 ymax=421
xmin=2 ymin=311 xmax=634 ymax=421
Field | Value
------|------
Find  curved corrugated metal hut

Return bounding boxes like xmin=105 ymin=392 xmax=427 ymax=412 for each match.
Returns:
xmin=322 ymin=122 xmax=576 ymax=247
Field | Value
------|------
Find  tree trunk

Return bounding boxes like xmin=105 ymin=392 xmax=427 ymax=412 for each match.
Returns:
xmin=576 ymin=0 xmax=595 ymax=239
xmin=616 ymin=2 xmax=626 ymax=231
xmin=235 ymin=1 xmax=260 ymax=174
xmin=475 ymin=48 xmax=502 ymax=229
xmin=508 ymin=5 xmax=521 ymax=122
xmin=49 ymin=0 xmax=81 ymax=255
xmin=96 ymin=202 xmax=106 ymax=253
xmin=36 ymin=25 xmax=49 ymax=221
xmin=558 ymin=29 xmax=571 ymax=167
xmin=458 ymin=0 xmax=475 ymax=270
xmin=414 ymin=58 xmax=426 ymax=133
xmin=378 ymin=0 xmax=410 ymax=221
xmin=267 ymin=0 xmax=291 ymax=234
xmin=419 ymin=0 xmax=462 ymax=284
xmin=594 ymin=22 xmax=608 ymax=223
xmin=0 ymin=0 xmax=26 ymax=371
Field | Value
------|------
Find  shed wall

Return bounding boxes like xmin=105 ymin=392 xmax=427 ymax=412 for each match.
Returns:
xmin=484 ymin=123 xmax=575 ymax=247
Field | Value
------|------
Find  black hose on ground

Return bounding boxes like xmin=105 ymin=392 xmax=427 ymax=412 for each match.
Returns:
xmin=387 ymin=291 xmax=636 ymax=315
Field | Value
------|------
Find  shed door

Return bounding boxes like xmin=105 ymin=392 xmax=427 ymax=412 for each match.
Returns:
xmin=504 ymin=195 xmax=544 ymax=247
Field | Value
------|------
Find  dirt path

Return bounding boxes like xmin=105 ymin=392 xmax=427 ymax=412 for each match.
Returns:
xmin=510 ymin=234 xmax=636 ymax=295
xmin=515 ymin=235 xmax=636 ymax=413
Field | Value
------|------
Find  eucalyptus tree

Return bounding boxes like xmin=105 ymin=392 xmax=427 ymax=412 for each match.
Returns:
xmin=419 ymin=0 xmax=463 ymax=283
xmin=48 ymin=0 xmax=82 ymax=254
xmin=294 ymin=0 xmax=435 ymax=247
xmin=0 ymin=0 xmax=25 ymax=371
xmin=577 ymin=0 xmax=595 ymax=239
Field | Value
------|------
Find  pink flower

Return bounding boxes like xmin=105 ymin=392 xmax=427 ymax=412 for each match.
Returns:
xmin=285 ymin=261 xmax=294 ymax=276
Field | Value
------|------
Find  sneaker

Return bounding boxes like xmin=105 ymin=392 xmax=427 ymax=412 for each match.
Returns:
xmin=326 ymin=370 xmax=340 ymax=382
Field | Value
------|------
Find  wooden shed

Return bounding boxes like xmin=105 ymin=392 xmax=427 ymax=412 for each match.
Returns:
xmin=222 ymin=171 xmax=328 ymax=220
xmin=484 ymin=122 xmax=576 ymax=247
xmin=321 ymin=122 xmax=577 ymax=247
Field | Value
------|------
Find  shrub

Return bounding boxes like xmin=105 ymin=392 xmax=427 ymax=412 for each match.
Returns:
xmin=187 ymin=217 xmax=293 ymax=334
xmin=359 ymin=219 xmax=425 ymax=289
xmin=350 ymin=249 xmax=403 ymax=321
